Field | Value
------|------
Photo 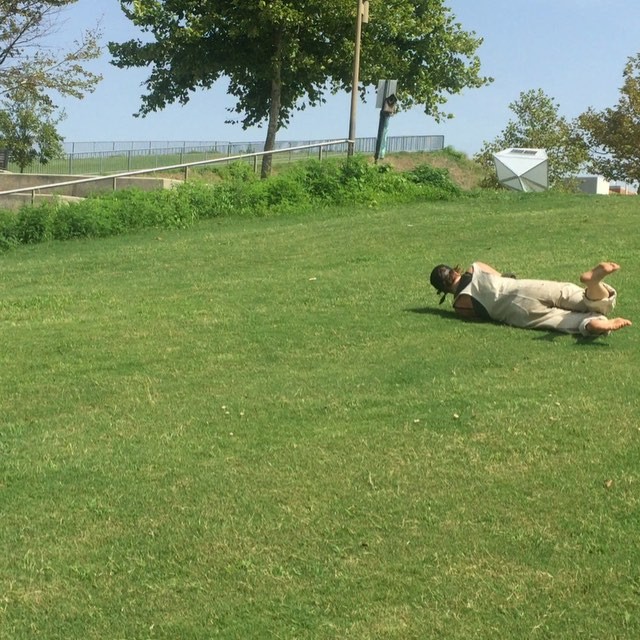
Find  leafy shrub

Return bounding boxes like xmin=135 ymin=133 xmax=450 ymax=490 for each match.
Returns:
xmin=0 ymin=208 xmax=18 ymax=249
xmin=406 ymin=164 xmax=461 ymax=197
xmin=176 ymin=181 xmax=226 ymax=219
xmin=51 ymin=204 xmax=113 ymax=239
xmin=336 ymin=156 xmax=380 ymax=203
xmin=263 ymin=175 xmax=311 ymax=212
xmin=15 ymin=204 xmax=55 ymax=243
xmin=82 ymin=188 xmax=197 ymax=231
xmin=290 ymin=156 xmax=394 ymax=207
xmin=293 ymin=159 xmax=342 ymax=202
xmin=212 ymin=161 xmax=257 ymax=184
xmin=0 ymin=155 xmax=465 ymax=250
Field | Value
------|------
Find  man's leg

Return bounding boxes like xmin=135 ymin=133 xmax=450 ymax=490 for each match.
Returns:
xmin=579 ymin=262 xmax=631 ymax=334
xmin=580 ymin=261 xmax=620 ymax=300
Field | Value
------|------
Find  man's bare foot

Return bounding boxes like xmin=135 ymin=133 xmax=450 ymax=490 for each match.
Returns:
xmin=580 ymin=261 xmax=620 ymax=284
xmin=580 ymin=262 xmax=620 ymax=301
xmin=586 ymin=317 xmax=632 ymax=335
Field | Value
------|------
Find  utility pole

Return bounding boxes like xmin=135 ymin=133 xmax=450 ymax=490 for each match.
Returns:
xmin=347 ymin=0 xmax=369 ymax=157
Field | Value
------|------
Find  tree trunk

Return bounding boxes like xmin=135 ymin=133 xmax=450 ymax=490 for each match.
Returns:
xmin=261 ymin=34 xmax=283 ymax=179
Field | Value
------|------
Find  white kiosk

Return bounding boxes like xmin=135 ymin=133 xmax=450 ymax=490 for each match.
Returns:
xmin=492 ymin=148 xmax=548 ymax=192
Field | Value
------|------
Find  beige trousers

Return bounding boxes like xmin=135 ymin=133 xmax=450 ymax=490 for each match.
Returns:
xmin=467 ymin=268 xmax=617 ymax=336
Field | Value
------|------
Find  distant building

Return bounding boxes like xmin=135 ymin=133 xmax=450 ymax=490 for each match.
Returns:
xmin=609 ymin=184 xmax=637 ymax=195
xmin=576 ymin=176 xmax=610 ymax=195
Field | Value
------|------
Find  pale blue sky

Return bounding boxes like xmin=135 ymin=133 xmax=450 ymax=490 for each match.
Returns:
xmin=56 ymin=0 xmax=640 ymax=155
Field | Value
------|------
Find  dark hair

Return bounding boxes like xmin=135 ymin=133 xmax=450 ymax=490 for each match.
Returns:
xmin=430 ymin=264 xmax=457 ymax=304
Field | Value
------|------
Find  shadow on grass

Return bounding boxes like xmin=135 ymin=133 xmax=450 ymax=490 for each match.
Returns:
xmin=405 ymin=306 xmax=458 ymax=320
xmin=532 ymin=330 xmax=611 ymax=347
xmin=406 ymin=307 xmax=496 ymax=326
xmin=573 ymin=335 xmax=610 ymax=347
xmin=407 ymin=307 xmax=611 ymax=347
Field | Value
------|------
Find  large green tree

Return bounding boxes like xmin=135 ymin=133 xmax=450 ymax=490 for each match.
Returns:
xmin=578 ymin=54 xmax=640 ymax=186
xmin=109 ymin=0 xmax=491 ymax=177
xmin=474 ymin=89 xmax=588 ymax=189
xmin=0 ymin=1 xmax=101 ymax=171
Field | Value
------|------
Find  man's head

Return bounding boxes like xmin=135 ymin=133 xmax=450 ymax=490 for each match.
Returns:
xmin=430 ymin=264 xmax=459 ymax=304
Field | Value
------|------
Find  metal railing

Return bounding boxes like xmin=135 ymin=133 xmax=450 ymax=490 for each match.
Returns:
xmin=0 ymin=139 xmax=351 ymax=203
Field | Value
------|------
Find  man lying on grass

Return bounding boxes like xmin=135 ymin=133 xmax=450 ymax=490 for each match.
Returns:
xmin=430 ymin=261 xmax=632 ymax=337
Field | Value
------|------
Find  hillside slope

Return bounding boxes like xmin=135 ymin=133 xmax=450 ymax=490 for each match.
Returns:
xmin=380 ymin=149 xmax=484 ymax=190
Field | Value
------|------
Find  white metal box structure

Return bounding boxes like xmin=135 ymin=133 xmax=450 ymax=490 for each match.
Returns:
xmin=576 ymin=176 xmax=610 ymax=195
xmin=492 ymin=148 xmax=548 ymax=192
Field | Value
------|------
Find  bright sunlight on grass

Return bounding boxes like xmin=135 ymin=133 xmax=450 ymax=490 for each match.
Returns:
xmin=1 ymin=192 xmax=639 ymax=638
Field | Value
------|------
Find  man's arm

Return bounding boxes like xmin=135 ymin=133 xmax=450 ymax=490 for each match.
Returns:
xmin=453 ymin=294 xmax=482 ymax=319
xmin=473 ymin=261 xmax=502 ymax=275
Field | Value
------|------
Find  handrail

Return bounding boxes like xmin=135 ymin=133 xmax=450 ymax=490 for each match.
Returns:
xmin=0 ymin=139 xmax=351 ymax=199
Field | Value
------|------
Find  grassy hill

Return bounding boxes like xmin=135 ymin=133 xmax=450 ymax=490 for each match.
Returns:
xmin=380 ymin=148 xmax=485 ymax=190
xmin=2 ymin=192 xmax=638 ymax=638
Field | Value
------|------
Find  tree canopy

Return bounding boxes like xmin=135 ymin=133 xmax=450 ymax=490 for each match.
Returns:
xmin=578 ymin=53 xmax=640 ymax=186
xmin=109 ymin=0 xmax=491 ymax=176
xmin=0 ymin=1 xmax=101 ymax=101
xmin=0 ymin=1 xmax=102 ymax=170
xmin=474 ymin=89 xmax=588 ymax=189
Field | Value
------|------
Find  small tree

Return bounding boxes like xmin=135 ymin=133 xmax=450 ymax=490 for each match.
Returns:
xmin=0 ymin=91 xmax=64 ymax=172
xmin=475 ymin=89 xmax=588 ymax=189
xmin=578 ymin=53 xmax=640 ymax=186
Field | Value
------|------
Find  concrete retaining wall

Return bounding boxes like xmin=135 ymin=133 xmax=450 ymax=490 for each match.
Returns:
xmin=0 ymin=173 xmax=181 ymax=210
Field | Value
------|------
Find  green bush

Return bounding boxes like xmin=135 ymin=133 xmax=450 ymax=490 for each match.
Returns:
xmin=51 ymin=202 xmax=120 ymax=239
xmin=177 ymin=181 xmax=227 ymax=219
xmin=264 ymin=175 xmax=311 ymax=212
xmin=82 ymin=188 xmax=198 ymax=231
xmin=0 ymin=208 xmax=18 ymax=249
xmin=406 ymin=164 xmax=461 ymax=196
xmin=290 ymin=156 xmax=397 ymax=207
xmin=213 ymin=160 xmax=257 ymax=183
xmin=15 ymin=204 xmax=55 ymax=243
xmin=0 ymin=155 xmax=465 ymax=250
xmin=293 ymin=159 xmax=342 ymax=202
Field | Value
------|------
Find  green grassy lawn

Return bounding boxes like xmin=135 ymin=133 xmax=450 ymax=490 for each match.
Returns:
xmin=1 ymin=192 xmax=639 ymax=638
